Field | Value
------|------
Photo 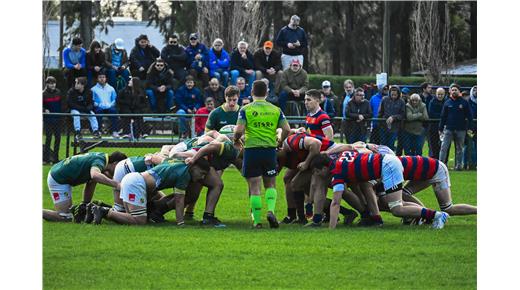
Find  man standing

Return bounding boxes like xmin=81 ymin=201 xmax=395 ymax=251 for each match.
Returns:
xmin=43 ymin=76 xmax=63 ymax=164
xmin=91 ymin=70 xmax=120 ymax=138
xmin=234 ymin=80 xmax=291 ymax=228
xmin=439 ymin=83 xmax=473 ymax=170
xmin=206 ymin=86 xmax=241 ymax=132
xmin=275 ymin=15 xmax=308 ymax=70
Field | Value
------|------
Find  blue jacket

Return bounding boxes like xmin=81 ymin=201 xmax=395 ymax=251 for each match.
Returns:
xmin=469 ymin=99 xmax=477 ymax=132
xmin=275 ymin=26 xmax=308 ymax=56
xmin=230 ymin=49 xmax=255 ymax=74
xmin=439 ymin=96 xmax=472 ymax=131
xmin=175 ymin=85 xmax=203 ymax=112
xmin=428 ymin=97 xmax=445 ymax=119
xmin=91 ymin=83 xmax=117 ymax=110
xmin=208 ymin=48 xmax=230 ymax=76
xmin=185 ymin=43 xmax=209 ymax=71
xmin=322 ymin=98 xmax=336 ymax=119
xmin=238 ymin=85 xmax=251 ymax=105
xmin=63 ymin=47 xmax=86 ymax=69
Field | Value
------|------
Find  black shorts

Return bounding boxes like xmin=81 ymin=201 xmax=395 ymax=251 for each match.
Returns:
xmin=242 ymin=148 xmax=277 ymax=178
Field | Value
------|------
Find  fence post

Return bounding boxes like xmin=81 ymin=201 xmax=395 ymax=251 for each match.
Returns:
xmin=190 ymin=114 xmax=196 ymax=137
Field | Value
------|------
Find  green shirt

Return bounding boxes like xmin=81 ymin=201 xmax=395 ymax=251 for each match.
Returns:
xmin=129 ymin=156 xmax=153 ymax=172
xmin=183 ymin=137 xmax=200 ymax=150
xmin=50 ymin=152 xmax=107 ymax=186
xmin=147 ymin=158 xmax=191 ymax=192
xmin=209 ymin=140 xmax=239 ymax=170
xmin=205 ymin=105 xmax=240 ymax=132
xmin=237 ymin=100 xmax=287 ymax=148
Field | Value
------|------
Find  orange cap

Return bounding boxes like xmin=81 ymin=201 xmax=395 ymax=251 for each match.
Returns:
xmin=263 ymin=41 xmax=273 ymax=48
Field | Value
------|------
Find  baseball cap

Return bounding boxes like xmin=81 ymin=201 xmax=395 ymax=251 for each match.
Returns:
xmin=449 ymin=83 xmax=460 ymax=90
xmin=114 ymin=38 xmax=124 ymax=50
xmin=322 ymin=80 xmax=331 ymax=88
xmin=290 ymin=59 xmax=300 ymax=65
xmin=401 ymin=87 xmax=410 ymax=94
xmin=263 ymin=41 xmax=273 ymax=48
xmin=189 ymin=33 xmax=198 ymax=40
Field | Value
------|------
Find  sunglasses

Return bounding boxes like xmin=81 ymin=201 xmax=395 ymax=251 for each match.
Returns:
xmin=156 ymin=64 xmax=164 ymax=67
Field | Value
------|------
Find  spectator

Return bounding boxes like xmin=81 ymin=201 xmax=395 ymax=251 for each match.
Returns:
xmin=129 ymin=34 xmax=160 ymax=80
xmin=204 ymin=77 xmax=226 ymax=106
xmin=185 ymin=33 xmax=210 ymax=88
xmin=241 ymin=96 xmax=252 ymax=106
xmin=427 ymin=87 xmax=447 ymax=159
xmin=401 ymin=87 xmax=411 ymax=104
xmin=63 ymin=37 xmax=87 ymax=89
xmin=340 ymin=79 xmax=355 ymax=142
xmin=403 ymin=93 xmax=429 ymax=156
xmin=86 ymin=40 xmax=106 ymax=88
xmin=230 ymin=41 xmax=256 ymax=86
xmin=92 ymin=70 xmax=119 ymax=138
xmin=465 ymin=85 xmax=477 ymax=170
xmin=345 ymin=88 xmax=372 ymax=143
xmin=43 ymin=76 xmax=63 ymax=164
xmin=146 ymin=58 xmax=175 ymax=113
xmin=420 ymin=82 xmax=433 ymax=106
xmin=378 ymin=85 xmax=405 ymax=151
xmin=195 ymin=97 xmax=215 ymax=136
xmin=320 ymin=90 xmax=335 ymax=119
xmin=205 ymin=85 xmax=240 ymax=132
xmin=439 ymin=83 xmax=473 ymax=170
xmin=208 ymin=38 xmax=230 ymax=87
xmin=161 ymin=33 xmax=188 ymax=83
xmin=236 ymin=77 xmax=251 ymax=105
xmin=254 ymin=41 xmax=283 ymax=94
xmin=279 ymin=59 xmax=308 ymax=114
xmin=321 ymin=80 xmax=339 ymax=126
xmin=117 ymin=77 xmax=149 ymax=139
xmin=369 ymin=84 xmax=389 ymax=144
xmin=275 ymin=15 xmax=308 ymax=70
xmin=175 ymin=75 xmax=203 ymax=138
xmin=67 ymin=77 xmax=100 ymax=141
xmin=104 ymin=38 xmax=130 ymax=92
xmin=261 ymin=77 xmax=278 ymax=105
xmin=395 ymin=87 xmax=411 ymax=156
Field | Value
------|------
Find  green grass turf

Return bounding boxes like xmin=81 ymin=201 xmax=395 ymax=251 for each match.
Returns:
xmin=42 ymin=156 xmax=476 ymax=289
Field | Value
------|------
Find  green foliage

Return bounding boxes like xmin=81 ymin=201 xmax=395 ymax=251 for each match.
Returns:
xmin=42 ymin=164 xmax=477 ymax=289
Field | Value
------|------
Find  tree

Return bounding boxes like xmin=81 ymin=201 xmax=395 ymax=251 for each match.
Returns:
xmin=43 ymin=0 xmax=60 ymax=85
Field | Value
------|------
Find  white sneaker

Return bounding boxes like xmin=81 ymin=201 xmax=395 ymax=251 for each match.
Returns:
xmin=431 ymin=211 xmax=449 ymax=229
xmin=112 ymin=132 xmax=120 ymax=139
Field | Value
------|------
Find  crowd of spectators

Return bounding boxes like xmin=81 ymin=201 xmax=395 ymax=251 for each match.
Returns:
xmin=44 ymin=14 xmax=476 ymax=171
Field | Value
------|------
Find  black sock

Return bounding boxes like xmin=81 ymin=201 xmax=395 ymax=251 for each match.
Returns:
xmin=312 ymin=214 xmax=323 ymax=224
xmin=293 ymin=191 xmax=305 ymax=220
xmin=287 ymin=208 xmax=296 ymax=219
xmin=203 ymin=212 xmax=214 ymax=219
xmin=339 ymin=206 xmax=356 ymax=216
xmin=361 ymin=210 xmax=370 ymax=219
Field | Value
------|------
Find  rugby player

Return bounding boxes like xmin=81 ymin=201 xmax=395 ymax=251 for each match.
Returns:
xmin=309 ymin=151 xmax=450 ymax=229
xmin=303 ymin=89 xmax=333 ymax=139
xmin=234 ymin=80 xmax=291 ymax=228
xmin=43 ymin=151 xmax=127 ymax=222
xmin=91 ymin=157 xmax=210 ymax=225
xmin=205 ymin=86 xmax=241 ymax=132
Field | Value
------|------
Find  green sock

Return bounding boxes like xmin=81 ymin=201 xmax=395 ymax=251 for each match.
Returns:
xmin=265 ymin=188 xmax=277 ymax=213
xmin=250 ymin=195 xmax=262 ymax=225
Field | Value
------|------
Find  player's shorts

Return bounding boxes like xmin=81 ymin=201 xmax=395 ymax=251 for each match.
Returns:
xmin=381 ymin=154 xmax=404 ymax=192
xmin=242 ymin=147 xmax=277 ymax=178
xmin=430 ymin=161 xmax=451 ymax=191
xmin=47 ymin=173 xmax=72 ymax=204
xmin=120 ymin=172 xmax=147 ymax=208
xmin=376 ymin=145 xmax=395 ymax=155
xmin=113 ymin=158 xmax=136 ymax=183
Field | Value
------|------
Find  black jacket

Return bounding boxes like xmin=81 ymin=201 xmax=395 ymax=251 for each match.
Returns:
xmin=146 ymin=62 xmax=174 ymax=91
xmin=117 ymin=86 xmax=150 ymax=113
xmin=346 ymin=99 xmax=372 ymax=134
xmin=161 ymin=44 xmax=188 ymax=71
xmin=129 ymin=39 xmax=160 ymax=75
xmin=253 ymin=48 xmax=282 ymax=73
xmin=67 ymin=88 xmax=94 ymax=113
xmin=204 ymin=85 xmax=226 ymax=106
xmin=229 ymin=49 xmax=255 ymax=74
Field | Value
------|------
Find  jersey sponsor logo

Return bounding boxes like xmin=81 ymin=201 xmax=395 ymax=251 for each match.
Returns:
xmin=53 ymin=192 xmax=60 ymax=201
xmin=252 ymin=121 xmax=274 ymax=128
xmin=140 ymin=198 xmax=145 ymax=204
xmin=129 ymin=193 xmax=136 ymax=202
xmin=252 ymin=111 xmax=259 ymax=117
xmin=266 ymin=169 xmax=276 ymax=176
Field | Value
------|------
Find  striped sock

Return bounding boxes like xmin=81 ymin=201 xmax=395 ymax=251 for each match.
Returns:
xmin=421 ymin=208 xmax=437 ymax=221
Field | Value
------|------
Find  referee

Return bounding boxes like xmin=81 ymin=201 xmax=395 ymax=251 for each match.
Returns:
xmin=234 ymin=80 xmax=291 ymax=228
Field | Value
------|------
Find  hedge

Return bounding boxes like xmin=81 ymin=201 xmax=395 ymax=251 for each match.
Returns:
xmin=44 ymin=68 xmax=477 ymax=95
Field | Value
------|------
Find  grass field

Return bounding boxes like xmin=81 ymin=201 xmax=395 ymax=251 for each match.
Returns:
xmin=42 ymin=145 xmax=477 ymax=289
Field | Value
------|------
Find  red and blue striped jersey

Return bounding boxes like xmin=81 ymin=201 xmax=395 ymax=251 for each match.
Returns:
xmin=305 ymin=109 xmax=331 ymax=137
xmin=285 ymin=133 xmax=335 ymax=169
xmin=399 ymin=156 xmax=439 ymax=181
xmin=330 ymin=150 xmax=383 ymax=187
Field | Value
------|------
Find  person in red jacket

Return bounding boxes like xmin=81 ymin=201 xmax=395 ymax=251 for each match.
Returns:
xmin=195 ymin=97 xmax=215 ymax=136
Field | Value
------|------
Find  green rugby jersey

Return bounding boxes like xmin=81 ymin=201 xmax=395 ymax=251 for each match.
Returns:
xmin=50 ymin=152 xmax=107 ymax=186
xmin=205 ymin=105 xmax=240 ymax=132
xmin=237 ymin=100 xmax=287 ymax=148
xmin=209 ymin=140 xmax=239 ymax=170
xmin=147 ymin=158 xmax=191 ymax=191
xmin=183 ymin=137 xmax=200 ymax=150
xmin=129 ymin=156 xmax=153 ymax=172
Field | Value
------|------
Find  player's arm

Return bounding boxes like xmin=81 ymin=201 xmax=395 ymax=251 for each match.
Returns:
xmin=329 ymin=184 xmax=345 ymax=229
xmin=233 ymin=124 xmax=245 ymax=147
xmin=90 ymin=167 xmax=119 ymax=189
xmin=325 ymin=143 xmax=355 ymax=155
xmin=174 ymin=191 xmax=185 ymax=226
xmin=322 ymin=125 xmax=333 ymax=140
xmin=298 ymin=137 xmax=322 ymax=171
xmin=279 ymin=122 xmax=291 ymax=148
xmin=160 ymin=145 xmax=175 ymax=158
xmin=145 ymin=153 xmax=165 ymax=166
xmin=172 ymin=150 xmax=196 ymax=159
xmin=185 ymin=141 xmax=222 ymax=165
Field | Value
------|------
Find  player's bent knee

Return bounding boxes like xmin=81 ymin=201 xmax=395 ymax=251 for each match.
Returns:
xmin=388 ymin=200 xmax=403 ymax=211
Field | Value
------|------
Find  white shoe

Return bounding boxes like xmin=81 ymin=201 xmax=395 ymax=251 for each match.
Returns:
xmin=431 ymin=211 xmax=449 ymax=229
xmin=112 ymin=132 xmax=120 ymax=139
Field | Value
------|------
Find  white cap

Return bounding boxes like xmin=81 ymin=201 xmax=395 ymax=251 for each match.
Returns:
xmin=114 ymin=38 xmax=125 ymax=50
xmin=322 ymin=80 xmax=331 ymax=87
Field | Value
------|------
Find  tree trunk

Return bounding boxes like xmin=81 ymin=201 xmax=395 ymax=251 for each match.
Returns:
xmin=59 ymin=0 xmax=64 ymax=68
xmin=141 ymin=1 xmax=150 ymax=21
xmin=331 ymin=1 xmax=342 ymax=75
xmin=272 ymin=1 xmax=284 ymax=44
xmin=294 ymin=1 xmax=310 ymax=71
xmin=79 ymin=1 xmax=93 ymax=47
xmin=399 ymin=2 xmax=411 ymax=76
xmin=382 ymin=1 xmax=390 ymax=74
xmin=470 ymin=1 xmax=477 ymax=59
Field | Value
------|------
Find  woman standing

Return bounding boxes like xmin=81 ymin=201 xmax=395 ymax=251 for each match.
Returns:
xmin=117 ymin=77 xmax=149 ymax=139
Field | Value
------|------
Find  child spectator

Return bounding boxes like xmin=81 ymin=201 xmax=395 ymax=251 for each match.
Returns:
xmin=195 ymin=97 xmax=215 ymax=136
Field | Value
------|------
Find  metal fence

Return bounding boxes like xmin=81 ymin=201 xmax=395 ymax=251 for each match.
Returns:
xmin=42 ymin=112 xmax=477 ymax=170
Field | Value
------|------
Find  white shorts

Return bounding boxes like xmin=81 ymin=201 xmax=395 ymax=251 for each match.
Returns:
xmin=113 ymin=158 xmax=136 ymax=183
xmin=381 ymin=155 xmax=404 ymax=192
xmin=430 ymin=161 xmax=451 ymax=191
xmin=120 ymin=172 xmax=147 ymax=207
xmin=47 ymin=173 xmax=72 ymax=204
